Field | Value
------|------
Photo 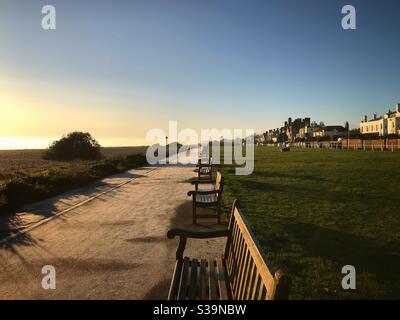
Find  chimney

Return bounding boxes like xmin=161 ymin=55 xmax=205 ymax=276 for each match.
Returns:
xmin=396 ymin=103 xmax=400 ymax=113
xmin=373 ymin=114 xmax=377 ymax=120
xmin=364 ymin=115 xmax=367 ymax=122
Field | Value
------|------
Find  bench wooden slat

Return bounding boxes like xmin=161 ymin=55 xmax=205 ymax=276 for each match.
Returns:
xmin=241 ymin=255 xmax=254 ymax=300
xmin=168 ymin=260 xmax=182 ymax=300
xmin=188 ymin=259 xmax=198 ymax=299
xmin=200 ymin=259 xmax=208 ymax=299
xmin=227 ymin=222 xmax=240 ymax=276
xmin=244 ymin=258 xmax=256 ymax=300
xmin=236 ymin=248 xmax=250 ymax=299
xmin=250 ymin=272 xmax=261 ymax=300
xmin=232 ymin=237 xmax=247 ymax=296
xmin=258 ymin=283 xmax=266 ymax=300
xmin=216 ymin=257 xmax=229 ymax=300
xmin=196 ymin=194 xmax=218 ymax=204
xmin=178 ymin=258 xmax=190 ymax=300
xmin=208 ymin=258 xmax=218 ymax=299
xmin=226 ymin=222 xmax=241 ymax=292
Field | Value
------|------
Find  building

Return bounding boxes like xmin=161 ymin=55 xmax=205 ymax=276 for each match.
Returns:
xmin=359 ymin=114 xmax=386 ymax=135
xmin=286 ymin=117 xmax=310 ymax=142
xmin=312 ymin=125 xmax=347 ymax=138
xmin=297 ymin=122 xmax=321 ymax=139
xmin=386 ymin=104 xmax=400 ymax=135
xmin=360 ymin=103 xmax=400 ymax=136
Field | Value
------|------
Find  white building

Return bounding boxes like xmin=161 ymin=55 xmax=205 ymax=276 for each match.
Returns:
xmin=360 ymin=104 xmax=400 ymax=136
xmin=387 ymin=107 xmax=400 ymax=135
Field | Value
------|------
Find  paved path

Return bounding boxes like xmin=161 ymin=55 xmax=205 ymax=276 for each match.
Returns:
xmin=0 ymin=162 xmax=226 ymax=299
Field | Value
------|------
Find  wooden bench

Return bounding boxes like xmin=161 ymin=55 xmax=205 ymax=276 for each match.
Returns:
xmin=196 ymin=156 xmax=213 ymax=179
xmin=188 ymin=170 xmax=224 ymax=224
xmin=167 ymin=200 xmax=291 ymax=300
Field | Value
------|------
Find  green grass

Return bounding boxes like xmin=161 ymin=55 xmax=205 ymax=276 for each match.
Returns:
xmin=217 ymin=147 xmax=400 ymax=299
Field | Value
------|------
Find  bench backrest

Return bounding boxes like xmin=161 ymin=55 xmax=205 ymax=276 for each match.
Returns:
xmin=223 ymin=200 xmax=290 ymax=300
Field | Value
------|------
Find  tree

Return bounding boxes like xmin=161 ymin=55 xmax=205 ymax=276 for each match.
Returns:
xmin=44 ymin=131 xmax=101 ymax=160
xmin=345 ymin=121 xmax=350 ymax=132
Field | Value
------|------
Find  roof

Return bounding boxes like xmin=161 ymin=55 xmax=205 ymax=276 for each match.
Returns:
xmin=388 ymin=112 xmax=400 ymax=118
xmin=367 ymin=117 xmax=383 ymax=122
xmin=323 ymin=126 xmax=347 ymax=132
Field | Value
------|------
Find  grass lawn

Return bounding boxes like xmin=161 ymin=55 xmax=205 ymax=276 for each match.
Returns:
xmin=217 ymin=147 xmax=400 ymax=299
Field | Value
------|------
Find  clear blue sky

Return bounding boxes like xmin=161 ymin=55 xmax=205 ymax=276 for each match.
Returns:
xmin=1 ymin=0 xmax=399 ymax=147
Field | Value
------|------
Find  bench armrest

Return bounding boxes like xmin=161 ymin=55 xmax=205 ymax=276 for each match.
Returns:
xmin=167 ymin=228 xmax=229 ymax=260
xmin=196 ymin=163 xmax=212 ymax=168
xmin=191 ymin=178 xmax=215 ymax=185
xmin=167 ymin=228 xmax=229 ymax=239
xmin=187 ymin=189 xmax=220 ymax=197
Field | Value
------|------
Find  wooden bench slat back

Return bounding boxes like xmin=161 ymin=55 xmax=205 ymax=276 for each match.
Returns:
xmin=224 ymin=201 xmax=280 ymax=300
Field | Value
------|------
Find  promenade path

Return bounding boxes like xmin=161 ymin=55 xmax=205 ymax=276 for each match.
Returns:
xmin=0 ymin=155 xmax=226 ymax=299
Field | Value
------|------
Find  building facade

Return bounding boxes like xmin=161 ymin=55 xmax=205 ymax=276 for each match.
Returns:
xmin=360 ymin=104 xmax=400 ymax=136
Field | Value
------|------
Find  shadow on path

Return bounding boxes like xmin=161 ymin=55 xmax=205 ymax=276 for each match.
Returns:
xmin=0 ymin=169 xmax=149 ymax=249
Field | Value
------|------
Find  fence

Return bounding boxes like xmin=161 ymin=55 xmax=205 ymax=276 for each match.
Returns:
xmin=291 ymin=139 xmax=400 ymax=151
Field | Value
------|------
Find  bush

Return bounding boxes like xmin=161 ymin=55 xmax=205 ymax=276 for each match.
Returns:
xmin=126 ymin=154 xmax=147 ymax=166
xmin=90 ymin=161 xmax=119 ymax=177
xmin=2 ymin=179 xmax=43 ymax=205
xmin=44 ymin=131 xmax=101 ymax=160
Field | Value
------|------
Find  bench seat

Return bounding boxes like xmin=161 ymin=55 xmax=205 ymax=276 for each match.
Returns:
xmin=171 ymin=257 xmax=230 ymax=300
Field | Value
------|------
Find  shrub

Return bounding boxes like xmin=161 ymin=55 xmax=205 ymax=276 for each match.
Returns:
xmin=126 ymin=154 xmax=147 ymax=166
xmin=44 ymin=131 xmax=101 ymax=161
xmin=2 ymin=179 xmax=43 ymax=205
xmin=90 ymin=161 xmax=119 ymax=177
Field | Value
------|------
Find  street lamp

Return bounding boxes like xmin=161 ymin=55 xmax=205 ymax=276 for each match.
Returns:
xmin=165 ymin=136 xmax=168 ymax=163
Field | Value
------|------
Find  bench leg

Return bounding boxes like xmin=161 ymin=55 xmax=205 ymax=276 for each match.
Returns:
xmin=192 ymin=197 xmax=197 ymax=224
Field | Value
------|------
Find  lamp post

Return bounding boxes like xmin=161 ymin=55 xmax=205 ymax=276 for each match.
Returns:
xmin=166 ymin=136 xmax=168 ymax=164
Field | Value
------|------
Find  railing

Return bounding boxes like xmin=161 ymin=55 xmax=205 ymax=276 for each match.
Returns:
xmin=290 ymin=142 xmax=400 ymax=151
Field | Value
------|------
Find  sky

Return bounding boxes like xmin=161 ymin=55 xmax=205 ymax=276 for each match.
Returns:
xmin=1 ymin=0 xmax=399 ymax=149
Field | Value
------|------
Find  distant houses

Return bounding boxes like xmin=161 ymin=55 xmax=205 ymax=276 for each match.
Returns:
xmin=263 ymin=117 xmax=347 ymax=143
xmin=313 ymin=126 xmax=347 ymax=138
xmin=360 ymin=103 xmax=400 ymax=136
xmin=262 ymin=102 xmax=400 ymax=145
